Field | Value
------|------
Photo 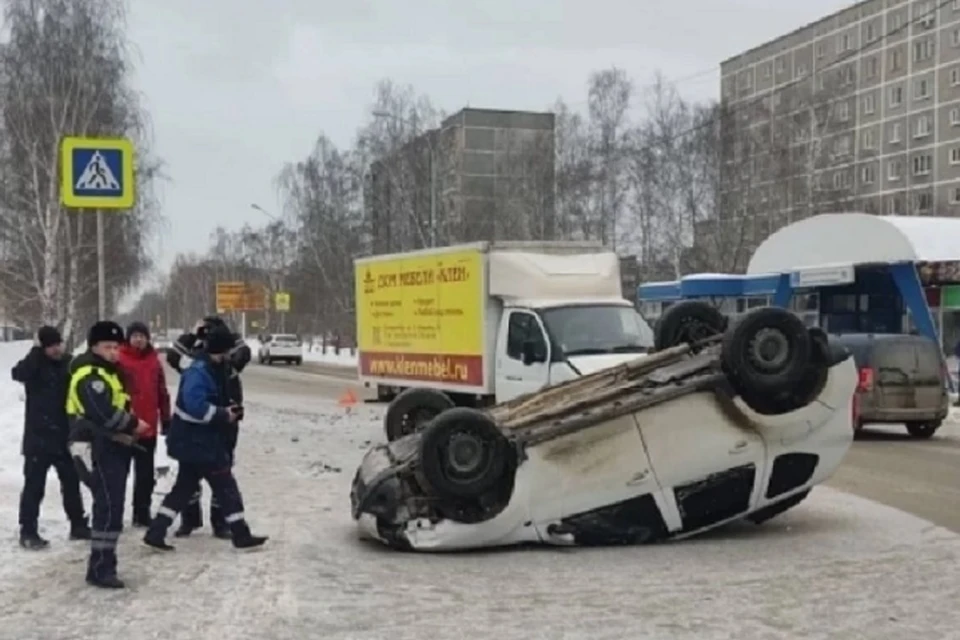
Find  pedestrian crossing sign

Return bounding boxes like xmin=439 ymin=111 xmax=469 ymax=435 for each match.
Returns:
xmin=60 ymin=136 xmax=135 ymax=209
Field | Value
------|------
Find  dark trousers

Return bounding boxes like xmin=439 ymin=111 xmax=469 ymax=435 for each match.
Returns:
xmin=130 ymin=437 xmax=156 ymax=521
xmin=87 ymin=440 xmax=132 ymax=580
xmin=153 ymin=462 xmax=248 ymax=537
xmin=19 ymin=453 xmax=86 ymax=533
xmin=180 ymin=483 xmax=225 ymax=531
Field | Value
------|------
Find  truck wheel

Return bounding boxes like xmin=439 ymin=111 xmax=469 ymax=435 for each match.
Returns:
xmin=384 ymin=388 xmax=455 ymax=442
xmin=654 ymin=301 xmax=727 ymax=351
xmin=722 ymin=307 xmax=811 ymax=399
xmin=418 ymin=408 xmax=513 ymax=501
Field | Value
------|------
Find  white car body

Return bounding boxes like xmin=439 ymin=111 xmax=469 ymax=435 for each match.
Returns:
xmin=352 ymin=346 xmax=857 ymax=551
xmin=258 ymin=334 xmax=302 ymax=364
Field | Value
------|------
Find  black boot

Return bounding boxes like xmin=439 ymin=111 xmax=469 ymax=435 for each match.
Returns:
xmin=231 ymin=522 xmax=268 ymax=549
xmin=19 ymin=530 xmax=49 ymax=550
xmin=212 ymin=525 xmax=231 ymax=540
xmin=86 ymin=574 xmax=125 ymax=589
xmin=143 ymin=527 xmax=175 ymax=551
xmin=69 ymin=520 xmax=92 ymax=540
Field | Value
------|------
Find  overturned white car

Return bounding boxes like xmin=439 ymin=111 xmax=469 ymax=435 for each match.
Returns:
xmin=351 ymin=303 xmax=857 ymax=551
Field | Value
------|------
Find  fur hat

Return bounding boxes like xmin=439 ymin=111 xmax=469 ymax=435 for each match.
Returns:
xmin=204 ymin=325 xmax=235 ymax=355
xmin=87 ymin=321 xmax=124 ymax=347
xmin=37 ymin=325 xmax=62 ymax=348
xmin=126 ymin=321 xmax=150 ymax=341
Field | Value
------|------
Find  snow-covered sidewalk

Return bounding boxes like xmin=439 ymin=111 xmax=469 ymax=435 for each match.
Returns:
xmin=0 ymin=377 xmax=958 ymax=639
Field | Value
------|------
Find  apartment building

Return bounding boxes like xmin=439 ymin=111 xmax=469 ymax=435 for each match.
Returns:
xmin=720 ymin=0 xmax=960 ymax=219
xmin=366 ymin=108 xmax=555 ymax=255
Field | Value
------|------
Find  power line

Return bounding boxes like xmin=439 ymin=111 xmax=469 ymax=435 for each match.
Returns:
xmin=654 ymin=0 xmax=955 ymax=147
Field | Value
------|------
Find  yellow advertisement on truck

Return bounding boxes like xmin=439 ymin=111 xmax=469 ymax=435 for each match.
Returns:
xmin=356 ymin=247 xmax=486 ymax=388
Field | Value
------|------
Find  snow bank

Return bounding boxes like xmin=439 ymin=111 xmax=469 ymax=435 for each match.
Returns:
xmin=303 ymin=344 xmax=357 ymax=366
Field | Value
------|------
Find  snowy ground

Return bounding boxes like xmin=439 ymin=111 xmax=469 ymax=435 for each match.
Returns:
xmin=246 ymin=338 xmax=358 ymax=367
xmin=1 ymin=344 xmax=960 ymax=637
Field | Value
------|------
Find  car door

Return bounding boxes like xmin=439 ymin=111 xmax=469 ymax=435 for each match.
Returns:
xmin=495 ymin=310 xmax=551 ymax=402
xmin=635 ymin=392 xmax=766 ymax=534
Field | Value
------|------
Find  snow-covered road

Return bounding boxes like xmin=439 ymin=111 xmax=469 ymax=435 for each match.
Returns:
xmin=0 ymin=375 xmax=957 ymax=639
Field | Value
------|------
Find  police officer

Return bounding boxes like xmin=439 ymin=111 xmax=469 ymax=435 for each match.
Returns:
xmin=166 ymin=316 xmax=250 ymax=538
xmin=66 ymin=321 xmax=150 ymax=589
xmin=144 ymin=324 xmax=266 ymax=551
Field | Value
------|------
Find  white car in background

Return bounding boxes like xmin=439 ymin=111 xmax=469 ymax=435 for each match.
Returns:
xmin=258 ymin=333 xmax=303 ymax=365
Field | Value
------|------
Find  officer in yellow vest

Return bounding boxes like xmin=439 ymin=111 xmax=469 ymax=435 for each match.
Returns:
xmin=66 ymin=321 xmax=149 ymax=589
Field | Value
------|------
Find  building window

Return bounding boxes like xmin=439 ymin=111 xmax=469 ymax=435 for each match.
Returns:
xmin=915 ymin=115 xmax=931 ymax=138
xmin=865 ymin=22 xmax=877 ymax=43
xmin=917 ymin=3 xmax=935 ymax=28
xmin=889 ymin=49 xmax=903 ymax=70
xmin=888 ymin=159 xmax=902 ymax=181
xmin=951 ymin=187 xmax=960 ymax=205
xmin=891 ymin=13 xmax=903 ymax=31
xmin=862 ymin=129 xmax=876 ymax=149
xmin=890 ymin=122 xmax=902 ymax=143
xmin=865 ymin=56 xmax=879 ymax=77
xmin=838 ymin=33 xmax=852 ymax=52
xmin=913 ymin=39 xmax=934 ymax=63
xmin=886 ymin=197 xmax=899 ymax=214
xmin=796 ymin=63 xmax=808 ymax=79
xmin=954 ymin=0 xmax=960 ymax=11
xmin=837 ymin=102 xmax=850 ymax=121
xmin=952 ymin=107 xmax=960 ymax=126
xmin=833 ymin=171 xmax=851 ymax=189
xmin=953 ymin=28 xmax=960 ymax=47
xmin=916 ymin=192 xmax=932 ymax=212
xmin=953 ymin=68 xmax=960 ymax=87
xmin=861 ymin=165 xmax=875 ymax=184
xmin=913 ymin=154 xmax=932 ymax=176
xmin=762 ymin=63 xmax=772 ymax=79
xmin=835 ymin=137 xmax=851 ymax=156
xmin=952 ymin=148 xmax=960 ymax=165
xmin=890 ymin=86 xmax=903 ymax=107
xmin=816 ymin=42 xmax=825 ymax=59
xmin=776 ymin=57 xmax=785 ymax=73
xmin=914 ymin=78 xmax=930 ymax=100
xmin=863 ymin=94 xmax=876 ymax=115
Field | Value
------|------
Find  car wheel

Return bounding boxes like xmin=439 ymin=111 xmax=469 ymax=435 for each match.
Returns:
xmin=906 ymin=421 xmax=940 ymax=439
xmin=384 ymin=388 xmax=455 ymax=442
xmin=748 ymin=490 xmax=811 ymax=525
xmin=721 ymin=307 xmax=812 ymax=399
xmin=295 ymin=357 xmax=302 ymax=365
xmin=653 ymin=300 xmax=728 ymax=351
xmin=738 ymin=327 xmax=830 ymax=415
xmin=418 ymin=407 xmax=514 ymax=501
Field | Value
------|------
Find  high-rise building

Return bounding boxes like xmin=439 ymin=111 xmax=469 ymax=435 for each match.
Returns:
xmin=366 ymin=107 xmax=555 ymax=255
xmin=720 ymin=0 xmax=960 ymax=224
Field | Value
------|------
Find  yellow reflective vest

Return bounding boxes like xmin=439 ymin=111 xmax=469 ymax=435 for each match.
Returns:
xmin=65 ymin=364 xmax=130 ymax=419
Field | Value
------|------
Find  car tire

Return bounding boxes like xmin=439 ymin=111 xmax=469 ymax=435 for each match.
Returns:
xmin=295 ymin=357 xmax=303 ymax=366
xmin=653 ymin=300 xmax=728 ymax=351
xmin=418 ymin=407 xmax=514 ymax=501
xmin=384 ymin=387 xmax=456 ymax=442
xmin=748 ymin=490 xmax=811 ymax=525
xmin=737 ymin=327 xmax=830 ymax=415
xmin=906 ymin=420 xmax=940 ymax=439
xmin=721 ymin=307 xmax=812 ymax=399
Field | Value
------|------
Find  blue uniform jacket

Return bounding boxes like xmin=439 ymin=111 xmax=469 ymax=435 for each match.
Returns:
xmin=166 ymin=354 xmax=232 ymax=467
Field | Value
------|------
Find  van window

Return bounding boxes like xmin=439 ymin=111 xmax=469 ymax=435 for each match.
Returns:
xmin=506 ymin=312 xmax=544 ymax=361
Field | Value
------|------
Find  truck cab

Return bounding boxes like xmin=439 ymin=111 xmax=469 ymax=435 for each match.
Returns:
xmin=493 ymin=298 xmax=653 ymax=402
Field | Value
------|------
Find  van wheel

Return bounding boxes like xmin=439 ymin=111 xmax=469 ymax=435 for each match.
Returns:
xmin=653 ymin=301 xmax=728 ymax=351
xmin=384 ymin=388 xmax=455 ymax=442
xmin=418 ymin=408 xmax=514 ymax=500
xmin=906 ymin=421 xmax=940 ymax=439
xmin=722 ymin=307 xmax=811 ymax=399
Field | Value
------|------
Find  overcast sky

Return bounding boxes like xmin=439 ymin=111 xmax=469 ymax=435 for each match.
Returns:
xmin=126 ymin=0 xmax=854 ymax=288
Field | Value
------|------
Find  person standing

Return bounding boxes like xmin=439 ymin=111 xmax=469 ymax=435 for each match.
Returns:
xmin=66 ymin=321 xmax=150 ymax=589
xmin=12 ymin=326 xmax=90 ymax=549
xmin=144 ymin=324 xmax=267 ymax=551
xmin=117 ymin=322 xmax=171 ymax=527
xmin=166 ymin=316 xmax=250 ymax=538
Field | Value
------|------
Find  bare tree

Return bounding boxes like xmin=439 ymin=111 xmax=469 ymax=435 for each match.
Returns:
xmin=0 ymin=0 xmax=160 ymax=341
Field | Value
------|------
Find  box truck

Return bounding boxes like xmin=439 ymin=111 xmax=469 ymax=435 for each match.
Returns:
xmin=354 ymin=241 xmax=655 ymax=440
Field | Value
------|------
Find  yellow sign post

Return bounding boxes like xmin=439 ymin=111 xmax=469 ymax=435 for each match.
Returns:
xmin=274 ymin=291 xmax=291 ymax=312
xmin=215 ymin=282 xmax=267 ymax=313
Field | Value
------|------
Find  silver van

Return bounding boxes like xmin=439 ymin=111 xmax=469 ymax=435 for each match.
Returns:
xmin=831 ymin=333 xmax=948 ymax=439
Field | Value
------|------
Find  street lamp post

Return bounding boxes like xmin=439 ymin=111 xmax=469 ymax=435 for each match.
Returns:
xmin=371 ymin=111 xmax=437 ymax=247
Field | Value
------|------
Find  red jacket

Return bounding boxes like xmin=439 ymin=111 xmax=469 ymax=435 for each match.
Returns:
xmin=118 ymin=343 xmax=171 ymax=439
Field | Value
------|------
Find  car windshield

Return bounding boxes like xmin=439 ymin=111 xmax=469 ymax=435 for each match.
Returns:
xmin=539 ymin=304 xmax=654 ymax=357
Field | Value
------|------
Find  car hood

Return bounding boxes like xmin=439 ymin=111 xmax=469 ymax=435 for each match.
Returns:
xmin=566 ymin=352 xmax=649 ymax=375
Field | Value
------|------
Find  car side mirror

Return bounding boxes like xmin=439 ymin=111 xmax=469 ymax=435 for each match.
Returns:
xmin=522 ymin=339 xmax=546 ymax=365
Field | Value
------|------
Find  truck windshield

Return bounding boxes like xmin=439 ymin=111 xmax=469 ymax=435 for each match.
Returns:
xmin=539 ymin=305 xmax=654 ymax=356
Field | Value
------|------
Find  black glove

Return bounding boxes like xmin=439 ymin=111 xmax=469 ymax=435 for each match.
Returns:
xmin=160 ymin=419 xmax=171 ymax=436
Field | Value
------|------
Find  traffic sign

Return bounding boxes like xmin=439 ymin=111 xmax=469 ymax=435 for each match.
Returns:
xmin=216 ymin=282 xmax=267 ymax=312
xmin=60 ymin=137 xmax=135 ymax=209
xmin=275 ymin=291 xmax=291 ymax=312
